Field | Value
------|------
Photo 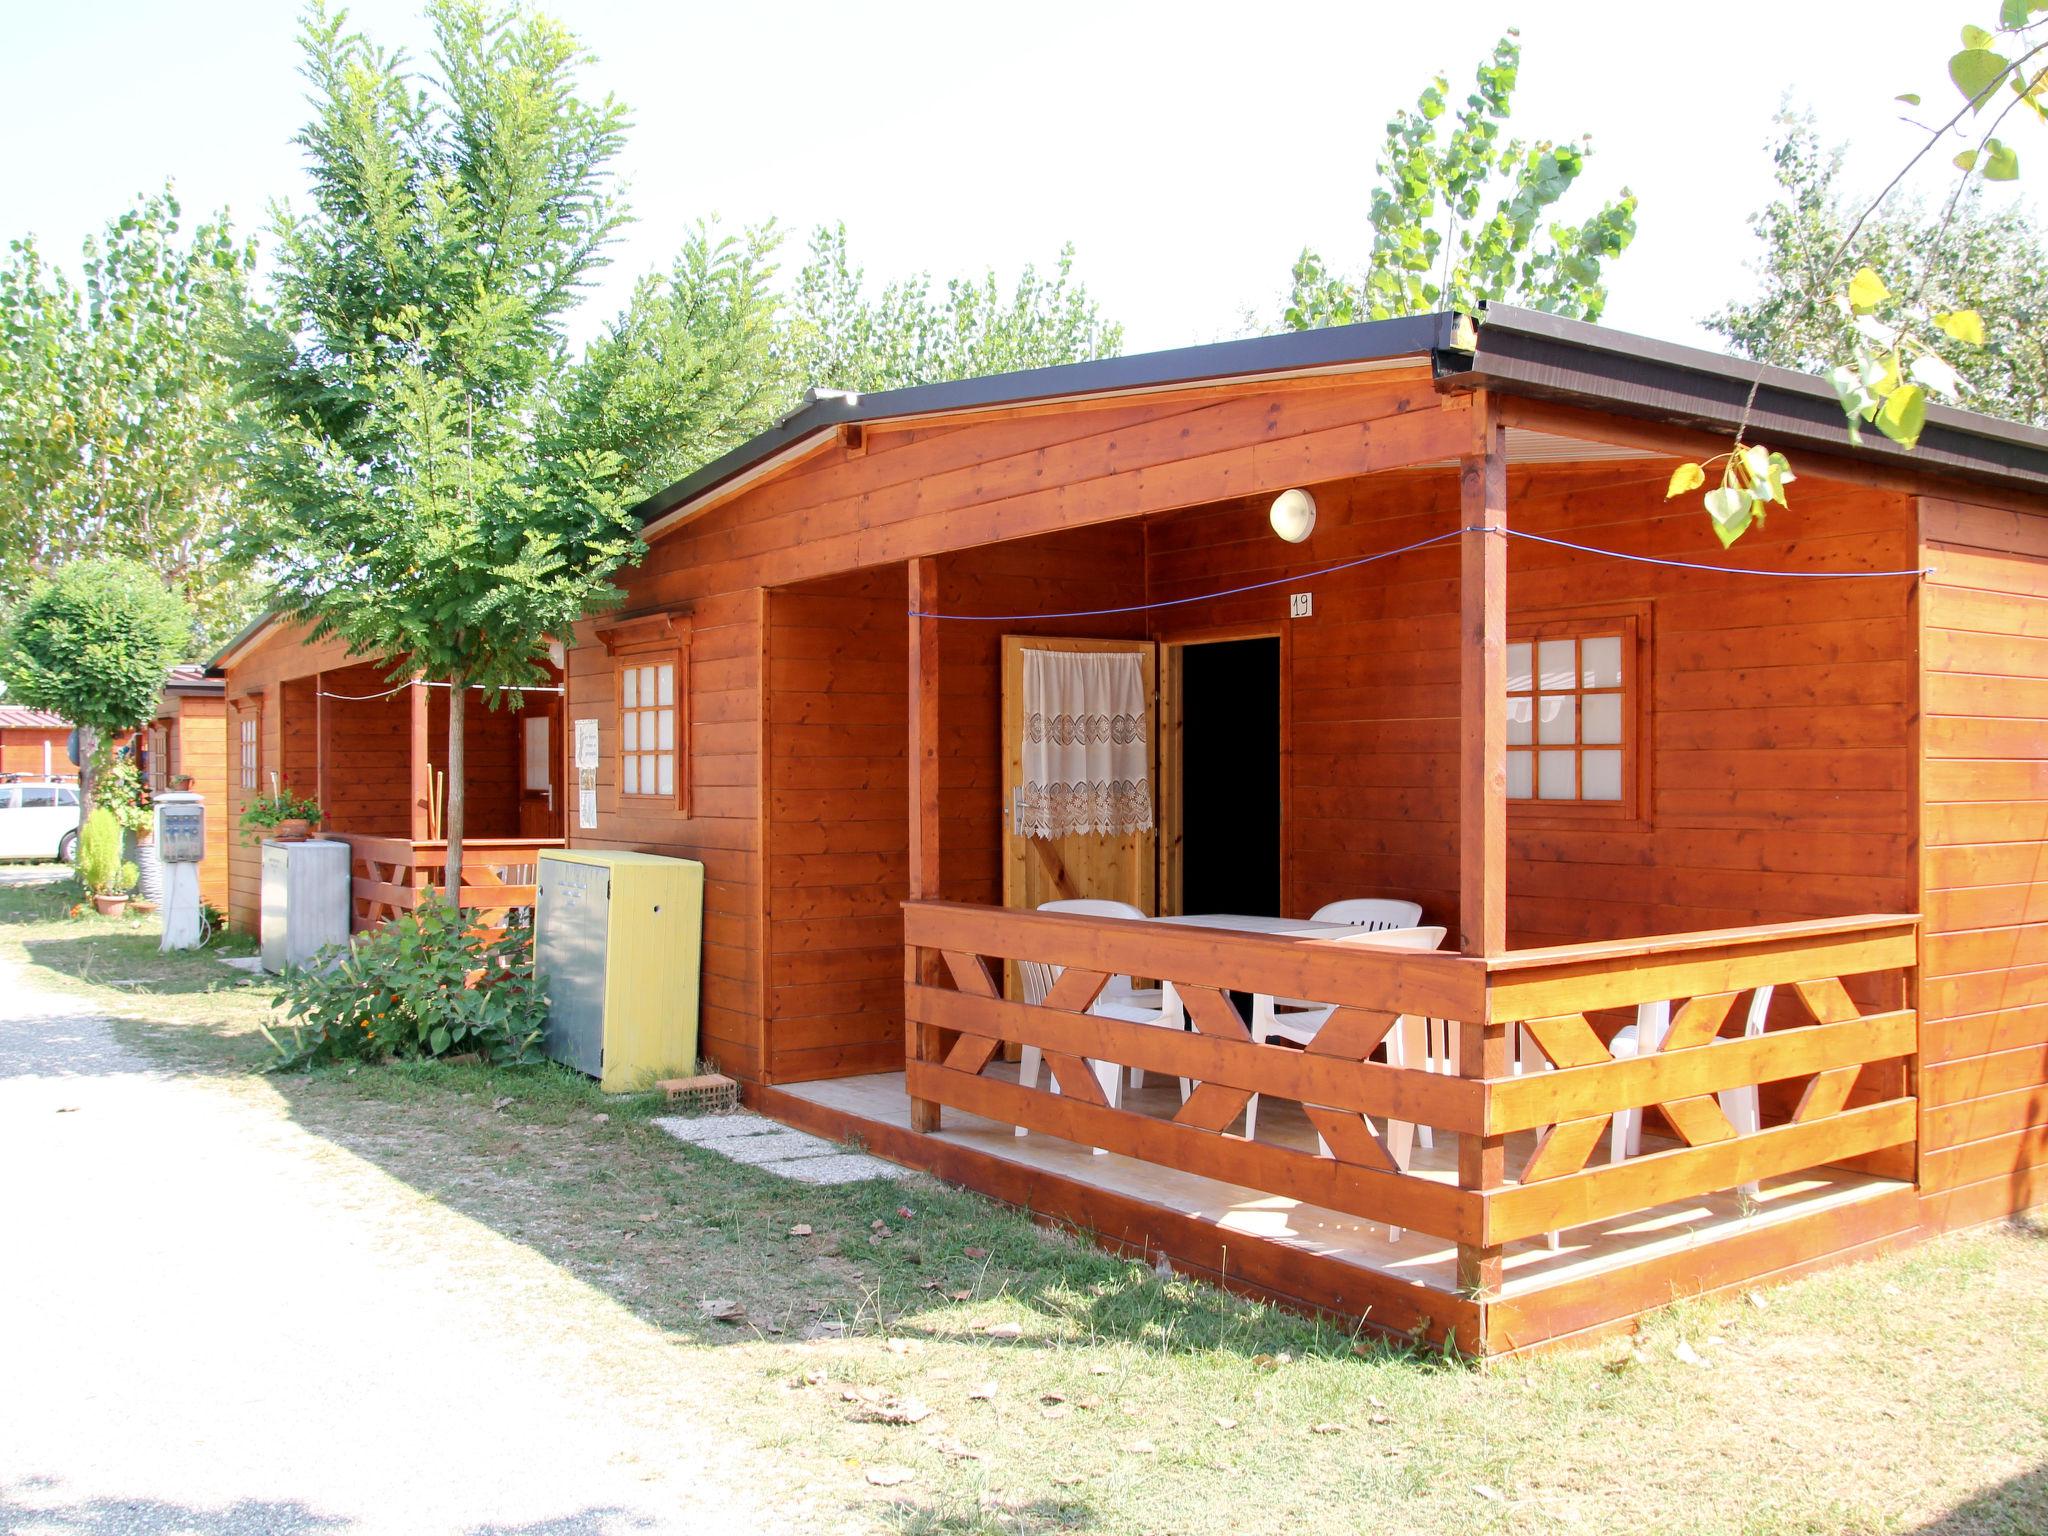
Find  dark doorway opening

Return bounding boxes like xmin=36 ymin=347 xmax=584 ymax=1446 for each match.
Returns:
xmin=1177 ymin=636 xmax=1281 ymax=917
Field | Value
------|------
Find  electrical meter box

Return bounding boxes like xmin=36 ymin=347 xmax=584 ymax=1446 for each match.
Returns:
xmin=535 ymin=849 xmax=703 ymax=1092
xmin=155 ymin=794 xmax=206 ymax=863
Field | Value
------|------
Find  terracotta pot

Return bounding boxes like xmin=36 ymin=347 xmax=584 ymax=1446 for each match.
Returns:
xmin=130 ymin=899 xmax=159 ymax=916
xmin=91 ymin=894 xmax=129 ymax=917
xmin=272 ymin=819 xmax=313 ymax=843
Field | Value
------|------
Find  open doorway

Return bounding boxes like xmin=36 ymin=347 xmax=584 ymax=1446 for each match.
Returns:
xmin=1165 ymin=635 xmax=1282 ymax=917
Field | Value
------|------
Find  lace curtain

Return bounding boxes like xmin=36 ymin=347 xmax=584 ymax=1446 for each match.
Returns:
xmin=1019 ymin=649 xmax=1153 ymax=839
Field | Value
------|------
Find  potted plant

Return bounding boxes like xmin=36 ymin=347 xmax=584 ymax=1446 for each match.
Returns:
xmin=76 ymin=809 xmax=124 ymax=915
xmin=95 ymin=860 xmax=140 ymax=918
xmin=242 ymin=776 xmax=323 ymax=843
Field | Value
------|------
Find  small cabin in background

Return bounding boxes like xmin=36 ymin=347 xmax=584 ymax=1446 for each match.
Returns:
xmin=0 ymin=706 xmax=73 ymax=780
xmin=139 ymin=665 xmax=231 ymax=915
xmin=206 ymin=617 xmax=566 ymax=936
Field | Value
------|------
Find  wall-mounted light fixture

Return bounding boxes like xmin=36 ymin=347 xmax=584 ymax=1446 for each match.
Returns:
xmin=1269 ymin=487 xmax=1317 ymax=543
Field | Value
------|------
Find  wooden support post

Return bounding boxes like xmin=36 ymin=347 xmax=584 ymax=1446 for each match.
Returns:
xmin=409 ymin=679 xmax=432 ymax=844
xmin=1458 ymin=395 xmax=1508 ymax=958
xmin=314 ymin=672 xmax=329 ymax=820
xmin=907 ymin=557 xmax=944 ymax=1133
xmin=1456 ymin=1018 xmax=1510 ymax=1300
xmin=1456 ymin=394 xmax=1508 ymax=1308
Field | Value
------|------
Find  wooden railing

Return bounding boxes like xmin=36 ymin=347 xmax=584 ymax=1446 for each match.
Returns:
xmin=332 ymin=833 xmax=566 ymax=936
xmin=901 ymin=903 xmax=1920 ymax=1288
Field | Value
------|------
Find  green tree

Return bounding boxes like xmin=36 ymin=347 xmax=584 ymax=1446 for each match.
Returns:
xmin=0 ymin=188 xmax=262 ymax=644
xmin=235 ymin=0 xmax=639 ymax=896
xmin=1283 ymin=31 xmax=1638 ymax=329
xmin=1709 ymin=117 xmax=2047 ymax=428
xmin=786 ymin=223 xmax=1124 ymax=394
xmin=0 ymin=556 xmax=194 ymax=820
xmin=548 ymin=219 xmax=787 ymax=506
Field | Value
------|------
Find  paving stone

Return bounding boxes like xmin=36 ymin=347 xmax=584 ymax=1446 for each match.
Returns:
xmin=758 ymin=1153 xmax=910 ymax=1185
xmin=709 ymin=1129 xmax=839 ymax=1166
xmin=651 ymin=1112 xmax=785 ymax=1144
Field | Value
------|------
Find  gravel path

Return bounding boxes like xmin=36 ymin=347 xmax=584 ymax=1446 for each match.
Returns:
xmin=0 ymin=953 xmax=770 ymax=1536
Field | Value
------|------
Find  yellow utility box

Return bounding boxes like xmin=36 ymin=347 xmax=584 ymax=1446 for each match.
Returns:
xmin=534 ymin=849 xmax=703 ymax=1093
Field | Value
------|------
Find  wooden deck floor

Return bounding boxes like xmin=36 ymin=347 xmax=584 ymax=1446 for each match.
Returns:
xmin=774 ymin=1065 xmax=1908 ymax=1305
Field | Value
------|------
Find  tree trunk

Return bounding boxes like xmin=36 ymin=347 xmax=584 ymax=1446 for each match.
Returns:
xmin=76 ymin=726 xmax=99 ymax=825
xmin=443 ymin=678 xmax=466 ymax=909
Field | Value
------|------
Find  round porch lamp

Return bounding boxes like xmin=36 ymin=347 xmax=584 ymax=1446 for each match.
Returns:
xmin=1269 ymin=487 xmax=1317 ymax=543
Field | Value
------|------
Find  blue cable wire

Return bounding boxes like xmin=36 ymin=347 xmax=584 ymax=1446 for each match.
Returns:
xmin=907 ymin=525 xmax=1935 ymax=622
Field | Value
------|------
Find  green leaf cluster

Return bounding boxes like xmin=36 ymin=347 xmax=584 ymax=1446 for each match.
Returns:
xmin=0 ymin=555 xmax=195 ymax=740
xmin=0 ymin=188 xmax=264 ymax=644
xmin=785 ymin=223 xmax=1125 ymax=398
xmin=235 ymin=0 xmax=641 ymax=708
xmin=1709 ymin=116 xmax=2046 ymax=431
xmin=1285 ymin=31 xmax=1638 ymax=329
xmin=266 ymin=893 xmax=548 ymax=1068
xmin=239 ymin=780 xmax=323 ymax=836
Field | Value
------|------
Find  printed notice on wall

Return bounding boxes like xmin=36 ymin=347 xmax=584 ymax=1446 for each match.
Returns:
xmin=574 ymin=719 xmax=599 ymax=828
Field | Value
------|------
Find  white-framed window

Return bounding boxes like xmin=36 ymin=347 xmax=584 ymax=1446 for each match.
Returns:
xmin=239 ymin=713 xmax=260 ymax=791
xmin=618 ymin=653 xmax=679 ymax=804
xmin=1506 ymin=618 xmax=1635 ymax=812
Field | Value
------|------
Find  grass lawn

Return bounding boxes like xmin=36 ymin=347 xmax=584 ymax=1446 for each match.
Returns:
xmin=8 ymin=869 xmax=2045 ymax=1535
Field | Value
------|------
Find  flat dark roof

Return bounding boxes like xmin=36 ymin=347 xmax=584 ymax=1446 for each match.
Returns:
xmin=628 ymin=303 xmax=2048 ymax=531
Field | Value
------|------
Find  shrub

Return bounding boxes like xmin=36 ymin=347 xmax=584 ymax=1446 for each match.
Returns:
xmin=77 ymin=810 xmax=121 ymax=896
xmin=265 ymin=892 xmax=548 ymax=1068
xmin=96 ymin=757 xmax=153 ymax=836
xmin=115 ymin=860 xmax=139 ymax=895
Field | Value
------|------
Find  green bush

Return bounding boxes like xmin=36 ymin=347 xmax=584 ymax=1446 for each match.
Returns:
xmin=77 ymin=809 xmax=121 ymax=896
xmin=265 ymin=892 xmax=548 ymax=1068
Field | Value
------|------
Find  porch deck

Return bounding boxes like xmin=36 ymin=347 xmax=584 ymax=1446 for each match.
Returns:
xmin=777 ymin=1064 xmax=1905 ymax=1301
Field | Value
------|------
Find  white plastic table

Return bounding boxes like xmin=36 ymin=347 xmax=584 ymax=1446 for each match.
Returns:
xmin=1151 ymin=913 xmax=1355 ymax=938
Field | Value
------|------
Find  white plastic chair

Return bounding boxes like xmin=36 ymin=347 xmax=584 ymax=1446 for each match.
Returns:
xmin=1016 ymin=899 xmax=1188 ymax=1146
xmin=1310 ymin=898 xmax=1425 ymax=932
xmin=1245 ymin=925 xmax=1446 ymax=1242
xmin=1608 ymin=988 xmax=1773 ymax=1189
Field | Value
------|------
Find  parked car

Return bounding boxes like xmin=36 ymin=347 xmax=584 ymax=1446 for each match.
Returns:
xmin=0 ymin=780 xmax=82 ymax=862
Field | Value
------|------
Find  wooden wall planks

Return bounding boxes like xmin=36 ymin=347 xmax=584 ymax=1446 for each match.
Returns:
xmin=1143 ymin=463 xmax=1921 ymax=951
xmin=1916 ymin=494 xmax=2048 ymax=1226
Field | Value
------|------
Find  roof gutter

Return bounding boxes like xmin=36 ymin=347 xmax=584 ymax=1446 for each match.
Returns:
xmin=1446 ymin=303 xmax=2048 ymax=496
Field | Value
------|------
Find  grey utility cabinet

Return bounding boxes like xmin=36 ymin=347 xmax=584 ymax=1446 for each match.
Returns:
xmin=259 ymin=838 xmax=352 ymax=972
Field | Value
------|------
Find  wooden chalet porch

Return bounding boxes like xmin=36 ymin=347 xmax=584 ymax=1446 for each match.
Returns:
xmin=740 ymin=385 xmax=1927 ymax=1354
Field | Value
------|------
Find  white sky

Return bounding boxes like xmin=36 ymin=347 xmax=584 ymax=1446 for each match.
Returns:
xmin=0 ymin=2 xmax=2031 ymax=360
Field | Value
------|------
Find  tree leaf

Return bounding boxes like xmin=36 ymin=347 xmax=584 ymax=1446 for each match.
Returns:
xmin=1846 ymin=267 xmax=1890 ymax=314
xmin=1951 ymin=48 xmax=2012 ymax=110
xmin=1896 ymin=92 xmax=1922 ymax=106
xmin=1665 ymin=462 xmax=1706 ymax=499
xmin=1983 ymin=138 xmax=2020 ymax=180
xmin=1875 ymin=384 xmax=1929 ymax=450
xmin=1910 ymin=352 xmax=1965 ymax=400
xmin=1962 ymin=24 xmax=1997 ymax=49
xmin=1934 ymin=309 xmax=1987 ymax=346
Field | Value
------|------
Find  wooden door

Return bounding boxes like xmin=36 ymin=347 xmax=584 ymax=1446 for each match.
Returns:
xmin=1000 ymin=636 xmax=1158 ymax=917
xmin=518 ymin=698 xmax=563 ymax=838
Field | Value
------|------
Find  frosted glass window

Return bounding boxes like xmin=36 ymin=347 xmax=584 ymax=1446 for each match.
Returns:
xmin=1583 ymin=693 xmax=1622 ymax=744
xmin=1582 ymin=635 xmax=1623 ymax=689
xmin=618 ymin=652 xmax=681 ymax=802
xmin=1506 ymin=696 xmax=1533 ymax=745
xmin=1506 ymin=642 xmax=1533 ymax=693
xmin=1501 ymin=624 xmax=1634 ymax=812
xmin=238 ymin=714 xmax=260 ymax=791
xmin=1537 ymin=695 xmax=1576 ymax=744
xmin=1581 ymin=750 xmax=1623 ymax=800
xmin=1538 ymin=750 xmax=1577 ymax=799
xmin=1538 ymin=639 xmax=1576 ymax=691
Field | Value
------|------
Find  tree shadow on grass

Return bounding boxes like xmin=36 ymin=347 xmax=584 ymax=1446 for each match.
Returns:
xmin=246 ymin=1056 xmax=1450 ymax=1376
xmin=1906 ymin=1463 xmax=2048 ymax=1534
xmin=21 ymin=933 xmax=261 ymax=1000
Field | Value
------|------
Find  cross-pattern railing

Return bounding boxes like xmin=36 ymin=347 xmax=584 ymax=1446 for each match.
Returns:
xmin=901 ymin=902 xmax=1919 ymax=1286
xmin=332 ymin=833 xmax=564 ymax=937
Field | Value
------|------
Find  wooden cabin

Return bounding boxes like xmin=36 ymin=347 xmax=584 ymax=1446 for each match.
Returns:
xmin=0 ymin=706 xmax=73 ymax=779
xmin=207 ymin=618 xmax=567 ymax=935
xmin=329 ymin=304 xmax=2048 ymax=1354
xmin=140 ymin=665 xmax=232 ymax=914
